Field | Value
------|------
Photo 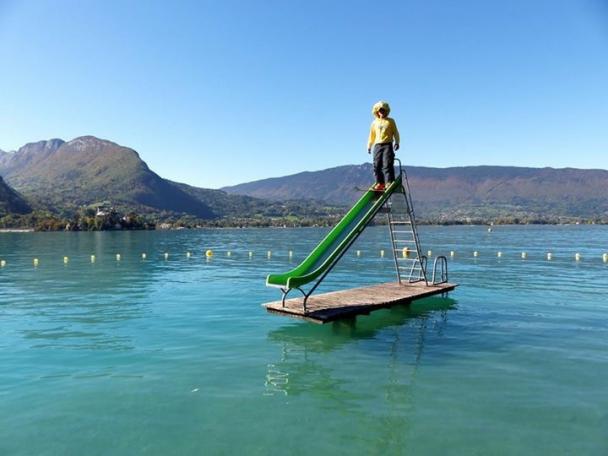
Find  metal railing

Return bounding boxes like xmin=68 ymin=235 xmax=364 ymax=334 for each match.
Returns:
xmin=432 ymin=256 xmax=449 ymax=284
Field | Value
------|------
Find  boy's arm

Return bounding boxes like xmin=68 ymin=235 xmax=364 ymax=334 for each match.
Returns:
xmin=392 ymin=119 xmax=400 ymax=150
xmin=367 ymin=122 xmax=376 ymax=153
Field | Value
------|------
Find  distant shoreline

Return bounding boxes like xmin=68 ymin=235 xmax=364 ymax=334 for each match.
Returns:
xmin=0 ymin=222 xmax=606 ymax=233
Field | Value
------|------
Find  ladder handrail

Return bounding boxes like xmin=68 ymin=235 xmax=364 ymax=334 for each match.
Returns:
xmin=386 ymin=199 xmax=402 ymax=284
xmin=432 ymin=256 xmax=449 ymax=284
xmin=403 ymin=171 xmax=427 ymax=283
xmin=387 ymin=159 xmax=428 ymax=285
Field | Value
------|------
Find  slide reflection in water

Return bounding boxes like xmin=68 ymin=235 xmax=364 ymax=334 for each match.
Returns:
xmin=265 ymin=297 xmax=457 ymax=397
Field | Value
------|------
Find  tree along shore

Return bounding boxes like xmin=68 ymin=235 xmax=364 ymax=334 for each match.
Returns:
xmin=1 ymin=210 xmax=605 ymax=232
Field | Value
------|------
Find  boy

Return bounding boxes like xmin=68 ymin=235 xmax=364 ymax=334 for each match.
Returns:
xmin=367 ymin=100 xmax=400 ymax=191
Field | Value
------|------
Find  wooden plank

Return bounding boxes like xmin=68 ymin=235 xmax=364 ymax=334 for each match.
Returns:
xmin=263 ymin=281 xmax=457 ymax=324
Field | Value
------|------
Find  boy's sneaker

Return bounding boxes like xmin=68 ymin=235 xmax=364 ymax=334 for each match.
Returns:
xmin=372 ymin=183 xmax=385 ymax=192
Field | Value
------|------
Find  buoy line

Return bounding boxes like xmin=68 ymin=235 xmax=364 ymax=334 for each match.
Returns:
xmin=2 ymin=250 xmax=607 ymax=269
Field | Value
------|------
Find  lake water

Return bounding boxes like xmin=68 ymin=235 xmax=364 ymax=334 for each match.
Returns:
xmin=1 ymin=226 xmax=607 ymax=455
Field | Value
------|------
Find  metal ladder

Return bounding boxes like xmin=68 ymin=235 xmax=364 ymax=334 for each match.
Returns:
xmin=385 ymin=163 xmax=428 ymax=285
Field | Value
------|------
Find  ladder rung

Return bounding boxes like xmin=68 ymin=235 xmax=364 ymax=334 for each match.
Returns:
xmin=390 ymin=221 xmax=412 ymax=224
xmin=392 ymin=231 xmax=415 ymax=234
xmin=393 ymin=240 xmax=417 ymax=243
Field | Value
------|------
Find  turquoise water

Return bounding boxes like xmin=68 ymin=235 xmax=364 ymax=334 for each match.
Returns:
xmin=1 ymin=226 xmax=607 ymax=455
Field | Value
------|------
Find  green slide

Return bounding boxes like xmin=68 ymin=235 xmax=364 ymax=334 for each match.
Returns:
xmin=266 ymin=176 xmax=402 ymax=290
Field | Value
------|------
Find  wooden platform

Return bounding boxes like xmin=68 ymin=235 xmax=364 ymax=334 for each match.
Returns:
xmin=263 ymin=281 xmax=457 ymax=324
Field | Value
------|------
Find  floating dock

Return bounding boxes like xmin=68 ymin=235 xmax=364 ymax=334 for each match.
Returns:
xmin=263 ymin=281 xmax=457 ymax=324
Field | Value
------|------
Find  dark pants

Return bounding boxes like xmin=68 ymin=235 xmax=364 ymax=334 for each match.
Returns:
xmin=373 ymin=143 xmax=395 ymax=184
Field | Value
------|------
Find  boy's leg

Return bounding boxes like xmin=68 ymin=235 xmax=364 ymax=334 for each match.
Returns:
xmin=373 ymin=145 xmax=384 ymax=184
xmin=382 ymin=145 xmax=395 ymax=183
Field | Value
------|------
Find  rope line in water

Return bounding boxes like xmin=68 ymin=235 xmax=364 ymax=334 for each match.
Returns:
xmin=1 ymin=249 xmax=607 ymax=268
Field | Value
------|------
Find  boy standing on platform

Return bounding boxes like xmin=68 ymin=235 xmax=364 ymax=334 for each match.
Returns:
xmin=367 ymin=100 xmax=400 ymax=191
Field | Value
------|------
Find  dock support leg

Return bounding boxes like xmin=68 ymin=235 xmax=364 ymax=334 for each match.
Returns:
xmin=298 ymin=288 xmax=309 ymax=314
xmin=282 ymin=287 xmax=309 ymax=313
xmin=280 ymin=288 xmax=290 ymax=307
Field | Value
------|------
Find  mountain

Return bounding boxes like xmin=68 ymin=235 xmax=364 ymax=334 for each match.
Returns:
xmin=222 ymin=164 xmax=608 ymax=221
xmin=0 ymin=136 xmax=338 ymax=223
xmin=0 ymin=139 xmax=65 ymax=177
xmin=172 ymin=180 xmax=342 ymax=219
xmin=0 ymin=136 xmax=215 ymax=218
xmin=0 ymin=175 xmax=31 ymax=217
xmin=3 ymin=135 xmax=606 ymax=224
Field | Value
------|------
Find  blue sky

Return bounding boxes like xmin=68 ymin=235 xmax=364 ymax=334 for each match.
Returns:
xmin=0 ymin=0 xmax=607 ymax=188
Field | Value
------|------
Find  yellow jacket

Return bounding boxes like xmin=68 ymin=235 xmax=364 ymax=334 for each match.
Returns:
xmin=368 ymin=100 xmax=400 ymax=150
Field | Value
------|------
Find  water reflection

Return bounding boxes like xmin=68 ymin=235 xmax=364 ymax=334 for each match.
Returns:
xmin=265 ymin=297 xmax=457 ymax=398
xmin=268 ymin=297 xmax=455 ymax=351
xmin=264 ymin=297 xmax=457 ymax=451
